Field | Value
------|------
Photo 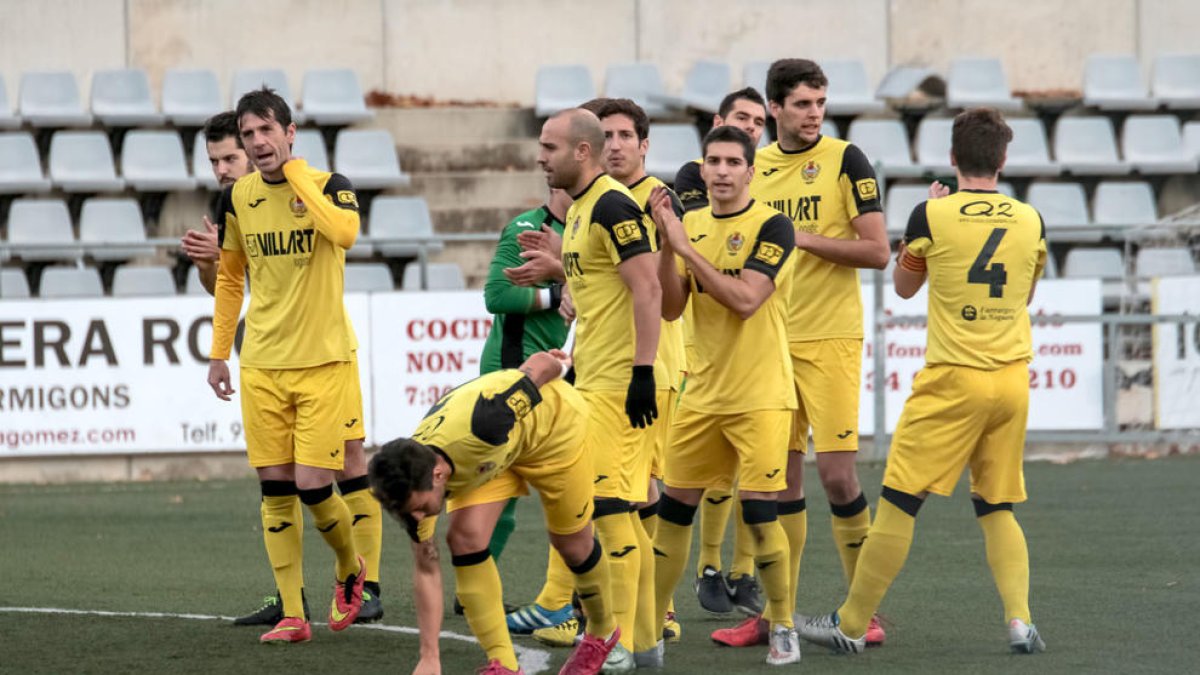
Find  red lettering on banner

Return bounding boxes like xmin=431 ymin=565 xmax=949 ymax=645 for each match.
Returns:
xmin=406 ymin=351 xmax=465 ymax=373
xmin=407 ymin=318 xmax=493 ymax=342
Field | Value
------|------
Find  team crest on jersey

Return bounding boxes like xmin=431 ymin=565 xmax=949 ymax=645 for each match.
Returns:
xmin=726 ymin=232 xmax=745 ymax=256
xmin=477 ymin=461 xmax=497 ymax=475
xmin=802 ymin=160 xmax=821 ymax=184
xmin=289 ymin=196 xmax=307 ymax=217
xmin=506 ymin=390 xmax=533 ymax=420
xmin=856 ymin=178 xmax=878 ymax=201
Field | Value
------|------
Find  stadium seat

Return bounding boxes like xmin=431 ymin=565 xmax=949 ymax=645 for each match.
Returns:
xmin=79 ymin=198 xmax=154 ymax=261
xmin=1063 ymin=248 xmax=1126 ymax=303
xmin=875 ymin=65 xmax=938 ymax=100
xmin=0 ymin=77 xmax=19 ymax=129
xmin=0 ymin=268 xmax=31 ymax=298
xmin=534 ymin=65 xmax=595 ymax=118
xmin=605 ymin=63 xmax=670 ymax=118
xmin=48 ymin=131 xmax=125 ymax=193
xmin=996 ymin=181 xmax=1016 ymax=197
xmin=369 ymin=196 xmax=442 ymax=257
xmin=1053 ymin=116 xmax=1131 ymax=175
xmin=1135 ymin=247 xmax=1196 ymax=278
xmin=884 ymin=185 xmax=929 ymax=235
xmin=292 ymin=129 xmax=330 ymax=172
xmin=6 ymin=198 xmax=81 ymax=261
xmin=915 ymin=117 xmax=954 ymax=174
xmin=820 ymin=120 xmax=840 ymax=139
xmin=230 ymin=68 xmax=305 ymax=123
xmin=90 ymin=69 xmax=164 ymax=127
xmin=18 ymin=71 xmax=93 ymax=127
xmin=1082 ymin=54 xmax=1158 ymax=111
xmin=1120 ymin=115 xmax=1199 ymax=174
xmin=184 ymin=266 xmax=207 ymax=295
xmin=1151 ymin=54 xmax=1200 ymax=109
xmin=847 ymin=119 xmax=922 ymax=178
xmin=742 ymin=61 xmax=770 ymax=97
xmin=946 ymin=57 xmax=1022 ymax=111
xmin=162 ymin=69 xmax=223 ymax=126
xmin=39 ymin=266 xmax=104 ymax=298
xmin=333 ymin=129 xmax=410 ymax=189
xmin=301 ymin=68 xmax=372 ymax=126
xmin=111 ymin=265 xmax=177 ymax=297
xmin=121 ymin=130 xmax=196 ymax=191
xmin=821 ymin=59 xmax=886 ymax=115
xmin=0 ymin=132 xmax=52 ymax=194
xmin=344 ymin=262 xmax=394 ymax=293
xmin=1002 ymin=118 xmax=1059 ymax=177
xmin=191 ymin=131 xmax=220 ymax=191
xmin=1093 ymin=181 xmax=1157 ymax=226
xmin=645 ymin=124 xmax=702 ymax=183
xmin=402 ymin=262 xmax=465 ymax=291
xmin=674 ymin=60 xmax=731 ymax=113
xmin=1026 ymin=182 xmax=1096 ymax=242
xmin=1184 ymin=121 xmax=1200 ymax=161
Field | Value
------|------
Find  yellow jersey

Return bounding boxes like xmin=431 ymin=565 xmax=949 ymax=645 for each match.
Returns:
xmin=562 ymin=173 xmax=658 ymax=392
xmin=751 ymin=137 xmax=882 ymax=341
xmin=627 ymin=174 xmax=686 ymax=390
xmin=905 ymin=189 xmax=1048 ymax=370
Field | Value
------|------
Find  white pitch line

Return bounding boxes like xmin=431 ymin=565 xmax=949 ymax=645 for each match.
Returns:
xmin=0 ymin=606 xmax=552 ymax=674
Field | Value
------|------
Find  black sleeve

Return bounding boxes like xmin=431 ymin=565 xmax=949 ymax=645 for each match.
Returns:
xmin=1036 ymin=210 xmax=1047 ymax=241
xmin=840 ymin=144 xmax=883 ymax=215
xmin=215 ymin=185 xmax=236 ymax=247
xmin=903 ymin=202 xmax=932 ymax=244
xmin=673 ymin=161 xmax=708 ymax=212
xmin=666 ymin=186 xmax=685 ymax=218
xmin=594 ymin=191 xmax=654 ymax=261
xmin=322 ymin=172 xmax=360 ymax=212
xmin=469 ymin=375 xmax=543 ymax=445
xmin=743 ymin=214 xmax=795 ymax=279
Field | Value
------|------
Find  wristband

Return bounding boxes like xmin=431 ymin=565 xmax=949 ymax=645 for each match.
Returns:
xmin=538 ymin=288 xmax=552 ymax=309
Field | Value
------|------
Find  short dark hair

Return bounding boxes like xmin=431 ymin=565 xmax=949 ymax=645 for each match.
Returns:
xmin=367 ymin=438 xmax=438 ymax=517
xmin=718 ymin=87 xmax=766 ymax=118
xmin=951 ymin=108 xmax=1013 ymax=178
xmin=577 ymin=97 xmax=612 ymax=117
xmin=702 ymin=125 xmax=756 ymax=165
xmin=766 ymin=59 xmax=829 ymax=104
xmin=594 ymin=98 xmax=650 ymax=141
xmin=203 ymin=111 xmax=241 ymax=144
xmin=235 ymin=86 xmax=292 ymax=131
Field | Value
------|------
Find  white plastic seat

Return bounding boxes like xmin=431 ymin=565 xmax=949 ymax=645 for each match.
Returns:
xmin=162 ymin=69 xmax=223 ymax=126
xmin=1063 ymin=248 xmax=1125 ymax=285
xmin=292 ymin=129 xmax=330 ymax=172
xmin=48 ymin=131 xmax=126 ymax=193
xmin=1002 ymin=119 xmax=1059 ymax=177
xmin=915 ymin=117 xmax=954 ymax=174
xmin=1053 ymin=116 xmax=1131 ymax=175
xmin=1121 ymin=115 xmax=1199 ymax=174
xmin=191 ymin=131 xmax=220 ymax=191
xmin=674 ymin=61 xmax=731 ymax=113
xmin=605 ymin=63 xmax=669 ymax=118
xmin=0 ymin=269 xmax=31 ymax=298
xmin=334 ymin=129 xmax=410 ymax=190
xmin=18 ymin=71 xmax=93 ymax=127
xmin=1093 ymin=181 xmax=1157 ymax=226
xmin=39 ymin=266 xmax=104 ymax=298
xmin=820 ymin=120 xmax=840 ymax=139
xmin=301 ymin=69 xmax=372 ymax=126
xmin=111 ymin=265 xmax=177 ymax=297
xmin=344 ymin=263 xmax=394 ymax=293
xmin=646 ymin=124 xmax=702 ymax=183
xmin=79 ymin=198 xmax=153 ymax=260
xmin=820 ymin=59 xmax=886 ymax=115
xmin=1184 ymin=121 xmax=1200 ymax=161
xmin=1152 ymin=54 xmax=1200 ymax=109
xmin=846 ymin=119 xmax=921 ymax=178
xmin=742 ymin=61 xmax=770 ymax=97
xmin=369 ymin=196 xmax=443 ymax=257
xmin=884 ymin=185 xmax=930 ymax=235
xmin=6 ymin=198 xmax=81 ymax=261
xmin=1135 ymin=247 xmax=1196 ymax=279
xmin=535 ymin=65 xmax=595 ymax=118
xmin=0 ymin=132 xmax=52 ymax=194
xmin=402 ymin=262 xmax=465 ymax=291
xmin=0 ymin=77 xmax=19 ymax=129
xmin=875 ymin=65 xmax=938 ymax=100
xmin=1026 ymin=182 xmax=1097 ymax=242
xmin=946 ymin=58 xmax=1022 ymax=111
xmin=121 ymin=130 xmax=196 ymax=191
xmin=230 ymin=68 xmax=304 ymax=123
xmin=1083 ymin=55 xmax=1157 ymax=111
xmin=90 ymin=69 xmax=163 ymax=127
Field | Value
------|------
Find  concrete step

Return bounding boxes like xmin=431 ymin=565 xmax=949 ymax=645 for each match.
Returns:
xmin=397 ymin=139 xmax=539 ymax=173
xmin=430 ymin=205 xmax=533 ymax=234
xmin=366 ymin=107 xmax=538 ymax=144
xmin=408 ymin=170 xmax=547 ymax=210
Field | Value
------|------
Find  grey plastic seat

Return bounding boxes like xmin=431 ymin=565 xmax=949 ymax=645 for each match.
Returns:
xmin=111 ymin=265 xmax=177 ymax=297
xmin=18 ymin=71 xmax=93 ymax=127
xmin=1 ymin=269 xmax=31 ymax=298
xmin=184 ymin=266 xmax=207 ymax=295
xmin=48 ymin=131 xmax=125 ymax=192
xmin=334 ymin=129 xmax=410 ymax=190
xmin=1121 ymin=115 xmax=1199 ymax=174
xmin=6 ymin=198 xmax=81 ymax=261
xmin=231 ymin=68 xmax=304 ymax=123
xmin=1053 ymin=116 xmax=1130 ymax=175
xmin=90 ymin=69 xmax=163 ymax=127
xmin=875 ymin=65 xmax=939 ymax=100
xmin=39 ymin=267 xmax=104 ymax=298
xmin=821 ymin=59 xmax=885 ymax=115
xmin=1002 ymin=118 xmax=1059 ymax=177
xmin=1093 ymin=181 xmax=1157 ymax=226
xmin=915 ymin=117 xmax=954 ymax=173
xmin=884 ymin=185 xmax=930 ymax=235
xmin=369 ymin=196 xmax=443 ymax=257
xmin=162 ymin=69 xmax=223 ymax=126
xmin=301 ymin=69 xmax=372 ymax=126
xmin=344 ymin=263 xmax=394 ymax=293
xmin=605 ymin=64 xmax=669 ymax=118
xmin=292 ymin=129 xmax=330 ymax=172
xmin=742 ymin=61 xmax=770 ymax=97
xmin=402 ymin=262 xmax=465 ymax=291
xmin=820 ymin=120 xmax=840 ymax=139
xmin=1063 ymin=248 xmax=1124 ymax=283
xmin=675 ymin=61 xmax=731 ymax=113
xmin=847 ymin=119 xmax=921 ymax=178
xmin=1136 ymin=247 xmax=1195 ymax=278
xmin=0 ymin=77 xmax=19 ymax=129
xmin=1152 ymin=54 xmax=1200 ymax=109
xmin=946 ymin=58 xmax=1022 ymax=111
xmin=1083 ymin=55 xmax=1157 ymax=111
xmin=535 ymin=65 xmax=595 ymax=118
xmin=646 ymin=124 xmax=702 ymax=183
xmin=1026 ymin=182 xmax=1097 ymax=242
xmin=121 ymin=130 xmax=196 ymax=191
xmin=996 ymin=181 xmax=1016 ymax=197
xmin=0 ymin=132 xmax=52 ymax=194
xmin=191 ymin=131 xmax=220 ymax=191
xmin=80 ymin=198 xmax=154 ymax=260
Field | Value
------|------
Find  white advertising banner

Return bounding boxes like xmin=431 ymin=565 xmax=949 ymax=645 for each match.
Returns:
xmin=1152 ymin=276 xmax=1200 ymax=429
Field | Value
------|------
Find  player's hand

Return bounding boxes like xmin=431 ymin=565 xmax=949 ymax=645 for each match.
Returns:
xmin=558 ymin=285 xmax=575 ymax=322
xmin=648 ymin=186 xmax=687 ymax=251
xmin=928 ymin=181 xmax=951 ymax=199
xmin=503 ymin=250 xmax=563 ymax=286
xmin=207 ymin=359 xmax=235 ymax=401
xmin=547 ymin=348 xmax=573 ymax=372
xmin=518 ymin=224 xmax=563 ymax=258
xmin=625 ymin=365 xmax=657 ymax=428
xmin=181 ymin=217 xmax=220 ymax=263
xmin=411 ymin=654 xmax=441 ymax=675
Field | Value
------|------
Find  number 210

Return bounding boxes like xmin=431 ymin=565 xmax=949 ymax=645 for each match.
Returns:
xmin=968 ymin=228 xmax=1008 ymax=298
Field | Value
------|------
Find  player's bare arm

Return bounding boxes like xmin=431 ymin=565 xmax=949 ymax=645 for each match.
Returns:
xmin=517 ymin=350 xmax=573 ymax=387
xmin=794 ymin=210 xmax=890 ymax=269
xmin=617 ymin=252 xmax=662 ymax=367
xmin=410 ymin=537 xmax=443 ymax=675
xmin=648 ymin=186 xmax=691 ymax=320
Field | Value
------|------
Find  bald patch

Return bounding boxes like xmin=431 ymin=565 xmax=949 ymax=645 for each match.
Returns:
xmin=553 ymin=108 xmax=605 ymax=159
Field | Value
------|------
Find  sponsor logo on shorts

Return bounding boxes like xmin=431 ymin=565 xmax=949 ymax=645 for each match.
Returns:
xmin=579 ymin=591 xmax=598 ymax=600
xmin=765 ymin=468 xmax=781 ymax=479
xmin=847 ymin=535 xmax=868 ymax=549
xmin=756 ymin=560 xmax=776 ymax=570
xmin=352 ymin=514 xmax=370 ymax=526
xmin=344 ymin=418 xmax=358 ymax=429
xmin=705 ymin=495 xmax=732 ymax=505
xmin=837 ymin=429 xmax=854 ymax=440
xmin=331 ymin=447 xmax=341 ymax=458
xmin=575 ymin=504 xmax=590 ymax=519
xmin=594 ymin=474 xmax=608 ymax=484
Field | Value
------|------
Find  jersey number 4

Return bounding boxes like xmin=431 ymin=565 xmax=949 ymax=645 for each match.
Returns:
xmin=968 ymin=228 xmax=1008 ymax=298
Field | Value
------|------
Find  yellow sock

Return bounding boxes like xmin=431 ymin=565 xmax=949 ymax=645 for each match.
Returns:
xmin=977 ymin=506 xmax=1032 ymax=623
xmin=639 ymin=506 xmax=675 ymax=619
xmin=340 ymin=477 xmax=382 ymax=584
xmin=454 ymin=550 xmax=519 ymax=671
xmin=742 ymin=500 xmax=792 ymax=629
xmin=778 ymin=499 xmax=807 ymax=618
xmin=652 ymin=495 xmax=696 ymax=629
xmin=535 ymin=547 xmax=576 ymax=610
xmin=639 ymin=505 xmax=659 ymax=539
xmin=697 ymin=489 xmax=733 ymax=574
xmin=301 ymin=486 xmax=359 ymax=580
xmin=633 ymin=514 xmax=659 ymax=652
xmin=730 ymin=499 xmax=756 ymax=579
xmin=838 ymin=493 xmax=917 ymax=638
xmin=568 ymin=537 xmax=617 ymax=639
xmin=594 ymin=510 xmax=641 ymax=650
xmin=830 ymin=492 xmax=871 ymax=586
xmin=261 ymin=489 xmax=305 ymax=619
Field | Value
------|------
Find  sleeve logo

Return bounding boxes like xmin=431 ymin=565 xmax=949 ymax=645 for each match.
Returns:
xmin=505 ymin=390 xmax=533 ymax=420
xmin=856 ymin=178 xmax=879 ymax=201
xmin=336 ymin=190 xmax=358 ymax=207
xmin=754 ymin=241 xmax=785 ymax=266
xmin=612 ymin=220 xmax=643 ymax=245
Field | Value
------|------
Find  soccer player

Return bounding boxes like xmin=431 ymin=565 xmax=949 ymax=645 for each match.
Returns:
xmin=180 ymin=112 xmax=251 ymax=295
xmin=369 ymin=350 xmax=624 ymax=675
xmin=797 ymin=107 xmax=1047 ymax=656
xmin=713 ymin=58 xmax=891 ymax=649
xmin=674 ymin=87 xmax=769 ymax=212
xmin=649 ymin=125 xmax=801 ymax=666
xmin=538 ymin=107 xmax=662 ymax=672
xmin=207 ymin=88 xmax=366 ymax=644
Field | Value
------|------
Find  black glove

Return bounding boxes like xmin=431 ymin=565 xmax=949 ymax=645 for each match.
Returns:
xmin=625 ymin=365 xmax=657 ymax=429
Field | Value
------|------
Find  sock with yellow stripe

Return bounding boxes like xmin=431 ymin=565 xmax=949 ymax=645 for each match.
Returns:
xmin=535 ymin=547 xmax=576 ymax=610
xmin=975 ymin=500 xmax=1033 ymax=624
xmin=778 ymin=498 xmax=807 ymax=618
xmin=730 ymin=498 xmax=757 ymax=579
xmin=742 ymin=499 xmax=792 ymax=629
xmin=299 ymin=485 xmax=359 ymax=581
xmin=652 ymin=494 xmax=696 ymax=628
xmin=260 ymin=481 xmax=306 ymax=619
xmin=830 ymin=492 xmax=871 ymax=585
xmin=633 ymin=509 xmax=659 ymax=652
xmin=454 ymin=549 xmax=519 ymax=671
xmin=339 ymin=476 xmax=382 ymax=584
xmin=697 ymin=489 xmax=733 ymax=574
xmin=838 ymin=488 xmax=921 ymax=638
xmin=593 ymin=501 xmax=641 ymax=650
xmin=568 ymin=537 xmax=617 ymax=639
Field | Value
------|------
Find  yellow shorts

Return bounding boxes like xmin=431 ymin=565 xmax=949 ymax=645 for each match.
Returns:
xmin=649 ymin=389 xmax=676 ymax=481
xmin=665 ymin=407 xmax=790 ymax=493
xmin=883 ymin=362 xmax=1030 ymax=503
xmin=240 ymin=360 xmax=354 ymax=471
xmin=342 ymin=352 xmax=365 ymax=442
xmin=789 ymin=338 xmax=862 ymax=453
xmin=583 ymin=389 xmax=655 ymax=502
